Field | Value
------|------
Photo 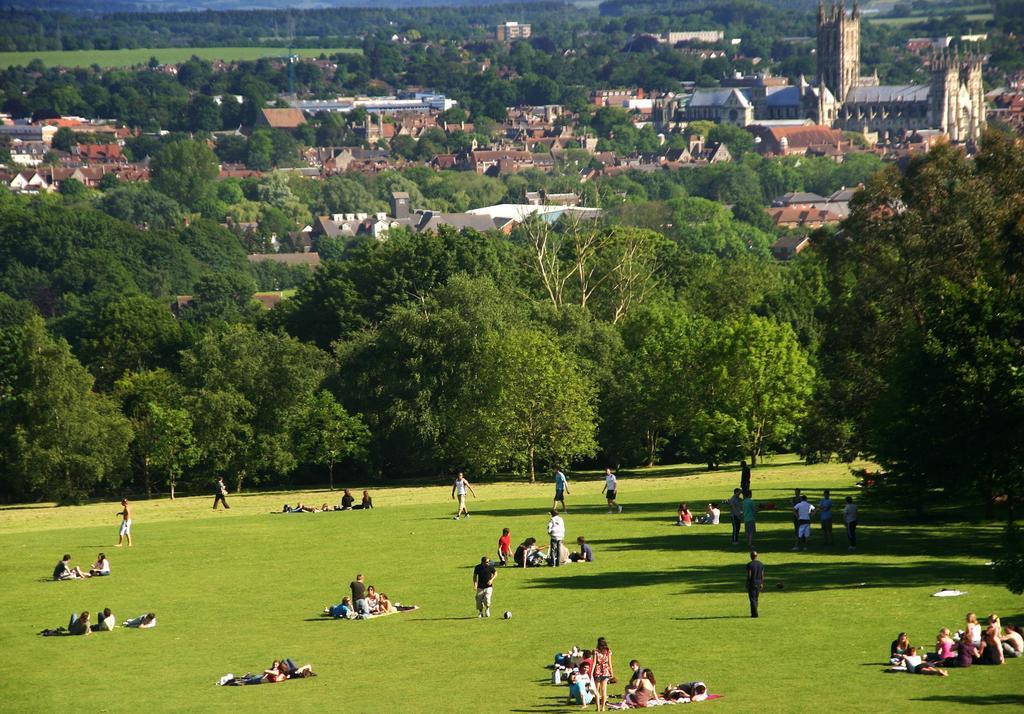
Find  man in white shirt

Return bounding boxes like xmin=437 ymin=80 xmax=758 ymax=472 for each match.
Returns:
xmin=844 ymin=496 xmax=858 ymax=550
xmin=451 ymin=472 xmax=477 ymax=520
xmin=602 ymin=468 xmax=622 ymax=513
xmin=792 ymin=495 xmax=815 ymax=551
xmin=547 ymin=509 xmax=566 ymax=567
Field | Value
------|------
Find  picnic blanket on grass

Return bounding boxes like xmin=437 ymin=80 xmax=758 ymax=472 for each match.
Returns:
xmin=609 ymin=695 xmax=723 ymax=708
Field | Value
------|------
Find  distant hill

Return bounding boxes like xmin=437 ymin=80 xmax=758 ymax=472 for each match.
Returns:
xmin=1 ymin=0 xmax=549 ymax=11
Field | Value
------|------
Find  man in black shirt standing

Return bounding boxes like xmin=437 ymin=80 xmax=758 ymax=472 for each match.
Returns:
xmin=746 ymin=551 xmax=764 ymax=618
xmin=739 ymin=460 xmax=751 ymax=494
xmin=351 ymin=574 xmax=369 ymax=617
xmin=472 ymin=556 xmax=496 ymax=618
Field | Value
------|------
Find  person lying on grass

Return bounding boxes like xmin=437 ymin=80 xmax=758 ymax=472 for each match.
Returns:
xmin=889 ymin=647 xmax=948 ymax=676
xmin=325 ymin=596 xmax=354 ymax=619
xmin=53 ymin=554 xmax=88 ymax=580
xmin=662 ymin=681 xmax=708 ymax=703
xmin=223 ymin=659 xmax=315 ymax=685
xmin=124 ymin=613 xmax=156 ymax=628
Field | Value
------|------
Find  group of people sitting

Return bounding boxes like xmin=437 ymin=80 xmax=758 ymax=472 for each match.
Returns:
xmin=281 ymin=490 xmax=373 ymax=513
xmin=52 ymin=553 xmax=110 ymax=580
xmin=41 ymin=610 xmax=155 ymax=636
xmin=554 ymin=648 xmax=708 ymax=708
xmin=889 ymin=612 xmax=1022 ymax=675
xmin=513 ymin=536 xmax=594 ymax=568
xmin=218 ymin=658 xmax=315 ymax=686
xmin=675 ymin=504 xmax=720 ymax=527
xmin=323 ymin=573 xmax=417 ymax=619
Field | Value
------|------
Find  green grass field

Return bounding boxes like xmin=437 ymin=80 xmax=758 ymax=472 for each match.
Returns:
xmin=867 ymin=12 xmax=994 ymax=26
xmin=1 ymin=458 xmax=1020 ymax=712
xmin=0 ymin=47 xmax=361 ymax=70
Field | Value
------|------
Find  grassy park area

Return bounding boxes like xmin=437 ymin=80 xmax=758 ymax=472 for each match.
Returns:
xmin=1 ymin=458 xmax=1020 ymax=712
xmin=0 ymin=47 xmax=360 ymax=70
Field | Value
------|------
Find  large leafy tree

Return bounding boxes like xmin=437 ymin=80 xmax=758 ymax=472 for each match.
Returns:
xmin=0 ymin=306 xmax=131 ymax=503
xmin=180 ymin=323 xmax=328 ymax=491
xmin=452 ymin=327 xmax=598 ymax=482
xmin=297 ymin=390 xmax=369 ymax=490
xmin=815 ymin=132 xmax=1024 ymax=516
xmin=150 ymin=139 xmax=220 ymax=212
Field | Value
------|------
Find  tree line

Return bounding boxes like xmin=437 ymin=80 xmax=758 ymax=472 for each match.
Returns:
xmin=1 ymin=132 xmax=1021 ymax=529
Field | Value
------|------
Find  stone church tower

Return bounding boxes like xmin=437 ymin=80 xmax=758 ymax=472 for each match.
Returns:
xmin=930 ymin=52 xmax=986 ymax=142
xmin=816 ymin=1 xmax=860 ymax=102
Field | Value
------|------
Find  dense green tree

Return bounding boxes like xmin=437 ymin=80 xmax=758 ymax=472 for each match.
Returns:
xmin=150 ymin=139 xmax=220 ymax=211
xmin=0 ymin=308 xmax=131 ymax=503
xmin=452 ymin=327 xmax=598 ymax=481
xmin=97 ymin=184 xmax=184 ymax=230
xmin=297 ymin=390 xmax=369 ymax=490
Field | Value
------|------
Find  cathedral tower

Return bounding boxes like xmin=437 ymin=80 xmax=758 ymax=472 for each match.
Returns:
xmin=817 ymin=1 xmax=861 ymax=102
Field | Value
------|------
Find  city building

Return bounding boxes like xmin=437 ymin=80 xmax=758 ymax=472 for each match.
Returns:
xmin=496 ymin=22 xmax=531 ymax=42
xmin=819 ymin=2 xmax=985 ymax=142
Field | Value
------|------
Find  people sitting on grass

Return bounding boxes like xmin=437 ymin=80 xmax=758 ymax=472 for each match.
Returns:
xmin=355 ymin=491 xmax=373 ymax=509
xmin=698 ymin=503 xmax=720 ymax=525
xmin=889 ymin=632 xmax=910 ymax=664
xmin=365 ymin=585 xmax=380 ymax=613
xmin=1003 ymin=623 xmax=1023 ymax=658
xmin=623 ymin=660 xmax=641 ymax=699
xmin=515 ymin=538 xmax=548 ymax=567
xmin=567 ymin=662 xmax=598 ymax=708
xmin=889 ymin=647 xmax=948 ymax=676
xmin=927 ymin=628 xmax=957 ymax=664
xmin=53 ymin=554 xmax=88 ymax=580
xmin=662 ymin=681 xmax=708 ymax=703
xmin=952 ymin=630 xmax=979 ymax=667
xmin=966 ymin=612 xmax=982 ymax=646
xmin=340 ymin=490 xmax=355 ymax=510
xmin=376 ymin=592 xmax=393 ymax=615
xmin=675 ymin=504 xmax=693 ymax=527
xmin=89 ymin=553 xmax=110 ymax=577
xmin=91 ymin=607 xmax=116 ymax=632
xmin=124 ymin=613 xmax=157 ymax=628
xmin=623 ymin=669 xmax=657 ymax=707
xmin=978 ymin=622 xmax=1005 ymax=665
xmin=569 ymin=536 xmax=594 ymax=563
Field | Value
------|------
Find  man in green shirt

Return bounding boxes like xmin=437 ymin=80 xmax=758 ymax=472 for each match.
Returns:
xmin=742 ymin=490 xmax=758 ymax=548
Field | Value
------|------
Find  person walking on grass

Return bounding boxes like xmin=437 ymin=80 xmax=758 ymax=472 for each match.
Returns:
xmin=742 ymin=490 xmax=757 ymax=548
xmin=844 ymin=496 xmax=858 ymax=550
xmin=728 ymin=488 xmax=743 ymax=545
xmin=739 ymin=460 xmax=751 ymax=494
xmin=792 ymin=495 xmax=814 ymax=551
xmin=592 ymin=637 xmax=615 ymax=711
xmin=213 ymin=477 xmax=230 ymax=510
xmin=553 ymin=468 xmax=569 ymax=512
xmin=473 ymin=556 xmax=496 ymax=618
xmin=547 ymin=509 xmax=565 ymax=568
xmin=452 ymin=472 xmax=476 ymax=520
xmin=818 ymin=489 xmax=833 ymax=545
xmin=746 ymin=551 xmax=765 ymax=618
xmin=602 ymin=468 xmax=622 ymax=513
xmin=115 ymin=499 xmax=132 ymax=547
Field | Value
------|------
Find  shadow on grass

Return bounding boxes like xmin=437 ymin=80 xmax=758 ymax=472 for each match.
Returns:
xmin=586 ymin=524 xmax=1000 ymax=560
xmin=526 ymin=559 xmax=992 ymax=593
xmin=911 ymin=695 xmax=1024 ymax=707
